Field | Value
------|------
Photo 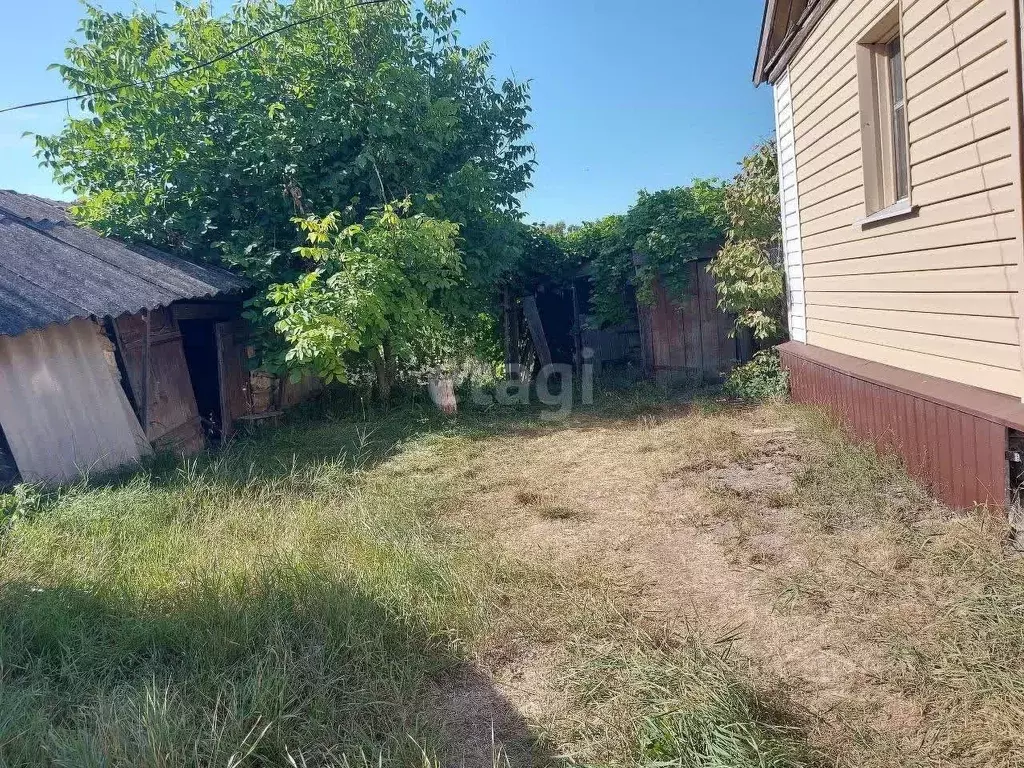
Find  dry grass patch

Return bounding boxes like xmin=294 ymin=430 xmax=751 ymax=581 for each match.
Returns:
xmin=444 ymin=397 xmax=1024 ymax=767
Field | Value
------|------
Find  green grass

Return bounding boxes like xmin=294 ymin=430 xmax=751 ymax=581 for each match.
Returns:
xmin=887 ymin=518 xmax=1024 ymax=765
xmin=789 ymin=409 xmax=931 ymax=531
xmin=767 ymin=407 xmax=1024 ymax=767
xmin=0 ymin=403 xmax=496 ymax=766
xmin=0 ymin=391 xmax=822 ymax=767
xmin=563 ymin=627 xmax=817 ymax=768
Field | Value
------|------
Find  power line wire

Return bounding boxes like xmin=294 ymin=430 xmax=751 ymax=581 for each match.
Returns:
xmin=0 ymin=0 xmax=396 ymax=116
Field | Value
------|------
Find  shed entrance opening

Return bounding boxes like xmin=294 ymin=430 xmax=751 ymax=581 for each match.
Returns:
xmin=0 ymin=423 xmax=19 ymax=489
xmin=179 ymin=319 xmax=224 ymax=442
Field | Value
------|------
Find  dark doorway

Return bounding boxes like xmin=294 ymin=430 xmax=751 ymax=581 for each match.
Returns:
xmin=0 ymin=422 xmax=19 ymax=489
xmin=178 ymin=320 xmax=223 ymax=440
xmin=536 ymin=287 xmax=576 ymax=367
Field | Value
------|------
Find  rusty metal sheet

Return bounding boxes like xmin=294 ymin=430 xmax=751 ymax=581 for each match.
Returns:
xmin=0 ymin=318 xmax=151 ymax=484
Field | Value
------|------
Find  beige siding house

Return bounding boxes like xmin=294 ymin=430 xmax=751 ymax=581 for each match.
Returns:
xmin=755 ymin=0 xmax=1024 ymax=513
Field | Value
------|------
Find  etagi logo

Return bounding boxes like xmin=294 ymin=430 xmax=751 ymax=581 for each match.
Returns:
xmin=471 ymin=349 xmax=596 ymax=420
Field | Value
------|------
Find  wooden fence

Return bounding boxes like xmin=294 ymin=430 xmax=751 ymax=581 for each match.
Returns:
xmin=637 ymin=258 xmax=740 ymax=384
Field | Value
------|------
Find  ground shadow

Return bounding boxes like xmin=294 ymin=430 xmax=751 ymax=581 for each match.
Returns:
xmin=0 ymin=572 xmax=554 ymax=767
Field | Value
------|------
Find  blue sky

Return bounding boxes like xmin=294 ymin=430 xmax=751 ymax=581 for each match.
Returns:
xmin=0 ymin=0 xmax=774 ymax=225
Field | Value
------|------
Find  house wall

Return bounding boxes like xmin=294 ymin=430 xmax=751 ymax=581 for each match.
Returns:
xmin=779 ymin=340 xmax=1012 ymax=509
xmin=784 ymin=0 xmax=1024 ymax=398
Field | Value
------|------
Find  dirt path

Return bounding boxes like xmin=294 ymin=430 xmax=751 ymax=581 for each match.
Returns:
xmin=438 ymin=402 xmax=973 ymax=767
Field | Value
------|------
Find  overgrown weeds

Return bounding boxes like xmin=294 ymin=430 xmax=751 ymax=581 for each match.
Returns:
xmin=755 ymin=407 xmax=1024 ymax=766
xmin=0 ymin=405 xmax=499 ymax=765
xmin=790 ymin=409 xmax=932 ymax=530
xmin=0 ymin=388 xmax=802 ymax=767
xmin=886 ymin=518 xmax=1024 ymax=765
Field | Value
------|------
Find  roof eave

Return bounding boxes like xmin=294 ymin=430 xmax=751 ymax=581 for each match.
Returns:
xmin=753 ymin=0 xmax=780 ymax=85
xmin=753 ymin=0 xmax=836 ymax=86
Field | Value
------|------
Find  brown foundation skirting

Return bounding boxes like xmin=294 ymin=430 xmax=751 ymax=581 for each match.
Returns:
xmin=778 ymin=341 xmax=1024 ymax=510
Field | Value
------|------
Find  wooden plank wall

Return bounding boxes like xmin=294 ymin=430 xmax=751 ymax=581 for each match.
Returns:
xmin=280 ymin=373 xmax=324 ymax=410
xmin=639 ymin=259 xmax=738 ymax=382
xmin=116 ymin=309 xmax=206 ymax=455
xmin=780 ymin=343 xmax=1008 ymax=510
xmin=786 ymin=0 xmax=1024 ymax=398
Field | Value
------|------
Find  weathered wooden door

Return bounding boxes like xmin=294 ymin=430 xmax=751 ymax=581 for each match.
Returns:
xmin=215 ymin=321 xmax=250 ymax=439
xmin=115 ymin=309 xmax=206 ymax=455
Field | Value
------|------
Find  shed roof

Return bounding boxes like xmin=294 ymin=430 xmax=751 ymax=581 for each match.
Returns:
xmin=0 ymin=190 xmax=249 ymax=338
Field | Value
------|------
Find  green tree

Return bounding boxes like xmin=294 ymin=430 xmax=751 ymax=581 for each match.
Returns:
xmin=564 ymin=215 xmax=630 ymax=326
xmin=564 ymin=184 xmax=727 ymax=328
xmin=507 ymin=222 xmax=582 ymax=296
xmin=38 ymin=0 xmax=534 ymax=377
xmin=709 ymin=140 xmax=785 ymax=342
xmin=622 ymin=184 xmax=726 ymax=307
xmin=265 ymin=200 xmax=463 ymax=401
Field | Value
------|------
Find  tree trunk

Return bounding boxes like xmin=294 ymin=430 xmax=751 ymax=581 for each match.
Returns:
xmin=371 ymin=339 xmax=395 ymax=405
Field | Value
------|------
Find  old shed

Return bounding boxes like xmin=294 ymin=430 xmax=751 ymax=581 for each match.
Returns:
xmin=0 ymin=191 xmax=250 ymax=485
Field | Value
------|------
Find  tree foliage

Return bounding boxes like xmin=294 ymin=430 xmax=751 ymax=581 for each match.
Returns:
xmin=560 ymin=184 xmax=727 ymax=328
xmin=265 ymin=200 xmax=463 ymax=399
xmin=563 ymin=215 xmax=630 ymax=325
xmin=505 ymin=222 xmax=582 ymax=296
xmin=624 ymin=183 xmax=727 ymax=306
xmin=709 ymin=140 xmax=786 ymax=342
xmin=722 ymin=141 xmax=783 ymax=244
xmin=38 ymin=0 xmax=534 ymax=382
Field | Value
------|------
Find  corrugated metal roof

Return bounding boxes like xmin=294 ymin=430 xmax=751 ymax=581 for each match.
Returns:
xmin=0 ymin=190 xmax=250 ymax=338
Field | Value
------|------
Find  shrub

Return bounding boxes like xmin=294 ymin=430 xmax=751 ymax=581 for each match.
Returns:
xmin=709 ymin=140 xmax=787 ymax=343
xmin=709 ymin=239 xmax=785 ymax=342
xmin=725 ymin=350 xmax=789 ymax=401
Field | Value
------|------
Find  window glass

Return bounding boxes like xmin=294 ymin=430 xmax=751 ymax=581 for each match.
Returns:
xmin=888 ymin=39 xmax=909 ymax=201
xmin=888 ymin=39 xmax=904 ymax=103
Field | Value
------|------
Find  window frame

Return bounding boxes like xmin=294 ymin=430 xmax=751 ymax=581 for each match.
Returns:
xmin=886 ymin=37 xmax=910 ymax=203
xmin=856 ymin=8 xmax=915 ymax=225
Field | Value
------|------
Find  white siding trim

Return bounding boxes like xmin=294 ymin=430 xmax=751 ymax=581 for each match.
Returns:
xmin=775 ymin=68 xmax=807 ymax=343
